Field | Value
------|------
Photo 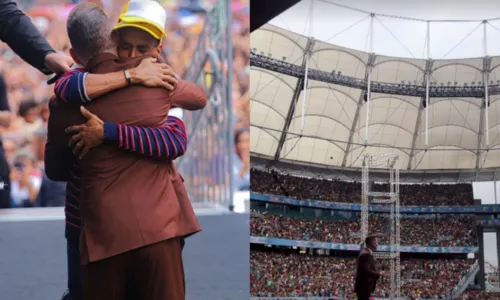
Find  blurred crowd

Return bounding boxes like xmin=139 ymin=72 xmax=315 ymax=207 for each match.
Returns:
xmin=0 ymin=0 xmax=249 ymax=208
xmin=250 ymin=210 xmax=477 ymax=247
xmin=251 ymin=169 xmax=474 ymax=206
xmin=250 ymin=250 xmax=473 ymax=299
xmin=457 ymin=290 xmax=500 ymax=299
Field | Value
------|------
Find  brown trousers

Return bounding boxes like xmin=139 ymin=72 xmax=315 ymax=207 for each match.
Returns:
xmin=81 ymin=238 xmax=185 ymax=300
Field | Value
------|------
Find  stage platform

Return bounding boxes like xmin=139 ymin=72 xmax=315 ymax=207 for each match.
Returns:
xmin=0 ymin=207 xmax=249 ymax=300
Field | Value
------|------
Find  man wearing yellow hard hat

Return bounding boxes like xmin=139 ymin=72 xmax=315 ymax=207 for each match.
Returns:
xmin=114 ymin=0 xmax=167 ymax=58
xmin=56 ymin=1 xmax=202 ymax=300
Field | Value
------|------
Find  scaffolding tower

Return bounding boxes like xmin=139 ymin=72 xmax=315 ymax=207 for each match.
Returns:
xmin=361 ymin=153 xmax=401 ymax=299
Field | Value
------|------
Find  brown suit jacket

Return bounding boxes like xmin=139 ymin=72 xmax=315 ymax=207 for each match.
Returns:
xmin=46 ymin=53 xmax=204 ymax=263
xmin=354 ymin=248 xmax=380 ymax=295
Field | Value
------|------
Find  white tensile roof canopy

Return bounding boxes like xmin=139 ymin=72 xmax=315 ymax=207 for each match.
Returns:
xmin=250 ymin=1 xmax=500 ymax=175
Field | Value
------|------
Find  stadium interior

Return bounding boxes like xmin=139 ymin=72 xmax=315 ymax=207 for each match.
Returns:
xmin=250 ymin=0 xmax=500 ymax=299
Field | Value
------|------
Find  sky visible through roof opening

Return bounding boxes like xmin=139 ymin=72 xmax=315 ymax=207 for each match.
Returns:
xmin=270 ymin=0 xmax=500 ymax=59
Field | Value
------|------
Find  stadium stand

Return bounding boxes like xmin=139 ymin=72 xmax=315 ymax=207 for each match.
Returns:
xmin=251 ymin=209 xmax=477 ymax=247
xmin=250 ymin=249 xmax=474 ymax=299
xmin=457 ymin=290 xmax=500 ymax=299
xmin=250 ymin=170 xmax=482 ymax=299
xmin=251 ymin=169 xmax=474 ymax=206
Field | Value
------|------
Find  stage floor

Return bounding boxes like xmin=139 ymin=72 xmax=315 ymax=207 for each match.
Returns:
xmin=0 ymin=208 xmax=249 ymax=300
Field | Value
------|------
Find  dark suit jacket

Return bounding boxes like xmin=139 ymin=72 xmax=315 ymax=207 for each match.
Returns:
xmin=0 ymin=0 xmax=55 ymax=74
xmin=354 ymin=248 xmax=380 ymax=295
xmin=45 ymin=52 xmax=205 ymax=263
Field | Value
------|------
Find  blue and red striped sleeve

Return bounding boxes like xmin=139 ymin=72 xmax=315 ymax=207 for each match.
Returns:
xmin=102 ymin=116 xmax=187 ymax=160
xmin=54 ymin=68 xmax=90 ymax=104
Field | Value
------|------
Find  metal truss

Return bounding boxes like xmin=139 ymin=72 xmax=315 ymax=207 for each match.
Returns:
xmin=250 ymin=52 xmax=500 ymax=98
xmin=361 ymin=153 xmax=401 ymax=299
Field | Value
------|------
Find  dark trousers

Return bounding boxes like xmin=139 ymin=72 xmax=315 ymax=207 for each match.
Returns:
xmin=0 ymin=152 xmax=10 ymax=209
xmin=81 ymin=238 xmax=185 ymax=300
xmin=67 ymin=237 xmax=82 ymax=300
xmin=356 ymin=291 xmax=371 ymax=300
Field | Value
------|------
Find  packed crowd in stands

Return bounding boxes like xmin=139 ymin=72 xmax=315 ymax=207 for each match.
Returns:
xmin=1 ymin=0 xmax=249 ymax=208
xmin=251 ymin=169 xmax=474 ymax=206
xmin=457 ymin=290 xmax=500 ymax=299
xmin=250 ymin=250 xmax=474 ymax=299
xmin=250 ymin=210 xmax=477 ymax=247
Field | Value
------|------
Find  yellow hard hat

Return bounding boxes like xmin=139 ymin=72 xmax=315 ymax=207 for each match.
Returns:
xmin=113 ymin=0 xmax=167 ymax=40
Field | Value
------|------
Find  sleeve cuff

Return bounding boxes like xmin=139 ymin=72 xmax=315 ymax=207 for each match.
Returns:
xmin=103 ymin=122 xmax=119 ymax=144
xmin=168 ymin=108 xmax=183 ymax=120
xmin=40 ymin=50 xmax=57 ymax=75
xmin=82 ymin=72 xmax=91 ymax=102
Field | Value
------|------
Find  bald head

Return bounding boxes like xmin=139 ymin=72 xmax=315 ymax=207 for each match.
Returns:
xmin=66 ymin=3 xmax=112 ymax=65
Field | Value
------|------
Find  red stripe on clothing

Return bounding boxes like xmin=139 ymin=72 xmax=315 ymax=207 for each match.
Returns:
xmin=65 ymin=199 xmax=79 ymax=210
xmin=151 ymin=129 xmax=161 ymax=157
xmin=129 ymin=126 xmax=135 ymax=151
xmin=124 ymin=123 xmax=129 ymax=149
xmin=67 ymin=180 xmax=80 ymax=192
xmin=158 ymin=128 xmax=170 ymax=157
xmin=118 ymin=124 xmax=123 ymax=147
xmin=135 ymin=126 xmax=145 ymax=154
xmin=65 ymin=220 xmax=80 ymax=229
xmin=67 ymin=193 xmax=80 ymax=203
xmin=64 ymin=210 xmax=81 ymax=221
xmin=163 ymin=128 xmax=177 ymax=157
xmin=144 ymin=128 xmax=153 ymax=156
xmin=169 ymin=120 xmax=186 ymax=152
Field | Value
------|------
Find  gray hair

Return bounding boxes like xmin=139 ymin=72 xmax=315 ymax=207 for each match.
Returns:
xmin=66 ymin=3 xmax=111 ymax=64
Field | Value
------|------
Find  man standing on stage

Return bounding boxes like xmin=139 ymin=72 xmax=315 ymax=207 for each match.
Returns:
xmin=354 ymin=234 xmax=386 ymax=300
xmin=46 ymin=2 xmax=203 ymax=299
xmin=52 ymin=1 xmax=195 ymax=298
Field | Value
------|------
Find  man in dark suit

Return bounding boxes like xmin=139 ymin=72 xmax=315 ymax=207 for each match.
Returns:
xmin=0 ymin=0 xmax=73 ymax=75
xmin=0 ymin=0 xmax=74 ymax=209
xmin=354 ymin=234 xmax=386 ymax=300
xmin=45 ymin=3 xmax=203 ymax=300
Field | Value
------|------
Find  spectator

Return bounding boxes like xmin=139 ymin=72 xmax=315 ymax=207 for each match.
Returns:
xmin=233 ymin=128 xmax=250 ymax=191
xmin=34 ymin=127 xmax=65 ymax=207
xmin=16 ymin=99 xmax=43 ymax=146
xmin=9 ymin=152 xmax=41 ymax=208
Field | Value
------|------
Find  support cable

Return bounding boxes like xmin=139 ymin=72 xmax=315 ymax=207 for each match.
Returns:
xmin=364 ymin=14 xmax=374 ymax=144
xmin=425 ymin=21 xmax=431 ymax=147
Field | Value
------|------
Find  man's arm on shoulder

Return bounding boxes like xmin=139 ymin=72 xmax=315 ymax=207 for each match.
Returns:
xmin=0 ymin=0 xmax=55 ymax=74
xmin=45 ymin=98 xmax=75 ymax=181
xmin=170 ymin=80 xmax=208 ymax=110
xmin=54 ymin=58 xmax=178 ymax=104
xmin=54 ymin=68 xmax=132 ymax=104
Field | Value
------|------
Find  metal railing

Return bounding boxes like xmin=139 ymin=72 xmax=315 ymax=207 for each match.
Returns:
xmin=176 ymin=0 xmax=235 ymax=210
xmin=448 ymin=261 xmax=479 ymax=299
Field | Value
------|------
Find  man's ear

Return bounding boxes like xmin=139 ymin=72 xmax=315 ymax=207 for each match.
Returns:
xmin=154 ymin=43 xmax=163 ymax=57
xmin=69 ymin=49 xmax=81 ymax=65
xmin=110 ymin=31 xmax=120 ymax=45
